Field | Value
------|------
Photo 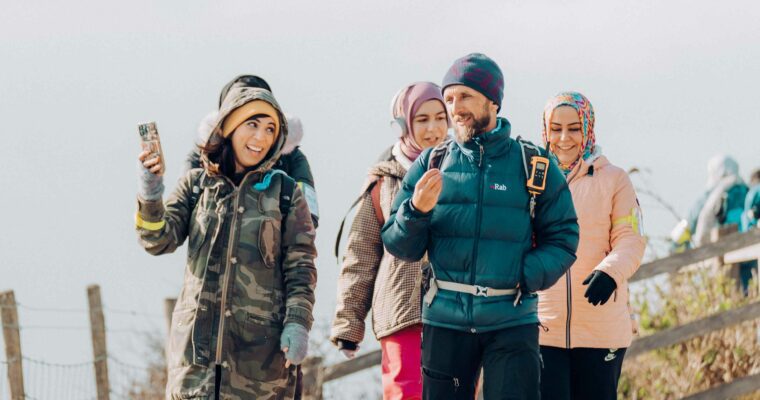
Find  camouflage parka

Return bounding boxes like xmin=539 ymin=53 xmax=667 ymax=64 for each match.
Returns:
xmin=136 ymin=88 xmax=317 ymax=400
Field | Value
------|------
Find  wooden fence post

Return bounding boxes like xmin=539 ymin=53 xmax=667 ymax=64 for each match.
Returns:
xmin=87 ymin=285 xmax=110 ymax=400
xmin=164 ymin=298 xmax=177 ymax=335
xmin=301 ymin=356 xmax=324 ymax=400
xmin=0 ymin=291 xmax=25 ymax=400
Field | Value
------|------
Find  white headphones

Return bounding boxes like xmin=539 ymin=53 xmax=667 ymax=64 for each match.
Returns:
xmin=389 ymin=85 xmax=411 ymax=137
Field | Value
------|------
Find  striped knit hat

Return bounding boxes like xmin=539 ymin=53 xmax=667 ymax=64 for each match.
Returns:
xmin=442 ymin=53 xmax=504 ymax=111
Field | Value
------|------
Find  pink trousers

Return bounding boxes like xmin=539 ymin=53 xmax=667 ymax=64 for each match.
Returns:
xmin=379 ymin=324 xmax=423 ymax=400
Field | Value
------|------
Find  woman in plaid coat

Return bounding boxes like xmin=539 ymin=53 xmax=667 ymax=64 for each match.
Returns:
xmin=331 ymin=82 xmax=448 ymax=400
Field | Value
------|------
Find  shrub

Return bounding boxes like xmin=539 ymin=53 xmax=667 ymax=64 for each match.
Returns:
xmin=619 ymin=262 xmax=759 ymax=399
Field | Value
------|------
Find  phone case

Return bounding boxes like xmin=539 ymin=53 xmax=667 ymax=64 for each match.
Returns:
xmin=138 ymin=122 xmax=165 ymax=175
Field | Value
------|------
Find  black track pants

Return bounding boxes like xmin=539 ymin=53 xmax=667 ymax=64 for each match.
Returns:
xmin=539 ymin=346 xmax=627 ymax=400
xmin=422 ymin=324 xmax=540 ymax=400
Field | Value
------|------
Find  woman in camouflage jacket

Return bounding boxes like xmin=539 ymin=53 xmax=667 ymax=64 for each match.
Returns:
xmin=136 ymin=87 xmax=317 ymax=400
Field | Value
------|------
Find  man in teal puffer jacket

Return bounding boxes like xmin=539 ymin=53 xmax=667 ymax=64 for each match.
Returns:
xmin=381 ymin=53 xmax=579 ymax=400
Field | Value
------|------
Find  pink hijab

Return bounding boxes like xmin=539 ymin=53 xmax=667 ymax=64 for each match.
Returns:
xmin=391 ymin=82 xmax=447 ymax=161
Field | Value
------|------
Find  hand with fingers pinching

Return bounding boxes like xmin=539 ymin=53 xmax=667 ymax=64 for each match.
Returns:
xmin=137 ymin=150 xmax=165 ymax=201
xmin=280 ymin=323 xmax=309 ymax=368
xmin=411 ymin=169 xmax=444 ymax=213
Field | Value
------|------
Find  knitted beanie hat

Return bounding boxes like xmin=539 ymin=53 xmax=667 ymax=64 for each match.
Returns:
xmin=442 ymin=53 xmax=504 ymax=111
xmin=221 ymin=100 xmax=280 ymax=138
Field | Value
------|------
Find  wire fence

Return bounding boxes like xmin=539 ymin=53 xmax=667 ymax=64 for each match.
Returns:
xmin=21 ymin=357 xmax=95 ymax=400
xmin=0 ymin=298 xmax=167 ymax=400
xmin=0 ymin=356 xmax=162 ymax=400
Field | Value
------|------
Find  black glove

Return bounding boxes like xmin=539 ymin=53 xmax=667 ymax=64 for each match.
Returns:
xmin=336 ymin=339 xmax=358 ymax=351
xmin=582 ymin=271 xmax=616 ymax=306
xmin=336 ymin=339 xmax=359 ymax=359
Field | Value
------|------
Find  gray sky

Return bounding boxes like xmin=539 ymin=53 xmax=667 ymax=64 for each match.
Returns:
xmin=1 ymin=0 xmax=759 ymax=389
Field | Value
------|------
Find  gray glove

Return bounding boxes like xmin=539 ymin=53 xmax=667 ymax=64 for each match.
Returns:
xmin=138 ymin=161 xmax=164 ymax=201
xmin=280 ymin=323 xmax=309 ymax=366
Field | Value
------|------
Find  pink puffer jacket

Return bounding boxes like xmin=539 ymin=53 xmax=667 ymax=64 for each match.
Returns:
xmin=538 ymin=155 xmax=646 ymax=349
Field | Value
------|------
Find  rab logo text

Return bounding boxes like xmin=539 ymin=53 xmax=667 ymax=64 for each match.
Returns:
xmin=490 ymin=183 xmax=507 ymax=191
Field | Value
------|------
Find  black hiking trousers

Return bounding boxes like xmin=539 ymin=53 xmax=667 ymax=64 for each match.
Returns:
xmin=422 ymin=323 xmax=540 ymax=400
xmin=539 ymin=346 xmax=627 ymax=400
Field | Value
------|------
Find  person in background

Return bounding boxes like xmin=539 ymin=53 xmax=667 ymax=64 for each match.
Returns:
xmin=136 ymin=87 xmax=317 ymax=399
xmin=739 ymin=168 xmax=760 ymax=294
xmin=742 ymin=169 xmax=760 ymax=231
xmin=537 ymin=92 xmax=646 ymax=400
xmin=185 ymin=74 xmax=320 ymax=227
xmin=671 ymin=154 xmax=748 ymax=251
xmin=331 ymin=82 xmax=448 ymax=400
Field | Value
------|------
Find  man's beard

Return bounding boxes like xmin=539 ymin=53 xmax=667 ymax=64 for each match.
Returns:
xmin=454 ymin=105 xmax=492 ymax=142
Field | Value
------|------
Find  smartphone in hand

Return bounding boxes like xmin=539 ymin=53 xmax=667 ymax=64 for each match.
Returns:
xmin=138 ymin=122 xmax=165 ymax=175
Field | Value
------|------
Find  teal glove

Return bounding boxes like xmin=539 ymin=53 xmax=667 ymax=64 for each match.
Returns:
xmin=280 ymin=323 xmax=309 ymax=366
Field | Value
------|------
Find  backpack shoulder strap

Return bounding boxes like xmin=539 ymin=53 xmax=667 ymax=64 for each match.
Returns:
xmin=279 ymin=174 xmax=296 ymax=218
xmin=334 ymin=177 xmax=383 ymax=261
xmin=427 ymin=139 xmax=452 ymax=170
xmin=515 ymin=136 xmax=549 ymax=219
xmin=188 ymin=169 xmax=206 ymax=213
xmin=369 ymin=176 xmax=385 ymax=226
xmin=278 ymin=173 xmax=297 ymax=241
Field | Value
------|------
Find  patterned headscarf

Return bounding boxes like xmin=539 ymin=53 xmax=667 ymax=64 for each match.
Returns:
xmin=541 ymin=92 xmax=596 ymax=175
xmin=391 ymin=82 xmax=448 ymax=161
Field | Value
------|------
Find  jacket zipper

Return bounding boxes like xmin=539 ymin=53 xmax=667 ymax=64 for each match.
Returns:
xmin=214 ymin=185 xmax=243 ymax=367
xmin=565 ymin=270 xmax=572 ymax=348
xmin=469 ymin=143 xmax=485 ymax=330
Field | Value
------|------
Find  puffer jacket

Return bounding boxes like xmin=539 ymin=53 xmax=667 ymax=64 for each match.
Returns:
xmin=136 ymin=88 xmax=317 ymax=400
xmin=331 ymin=150 xmax=425 ymax=345
xmin=538 ymin=155 xmax=646 ymax=349
xmin=381 ymin=118 xmax=579 ymax=333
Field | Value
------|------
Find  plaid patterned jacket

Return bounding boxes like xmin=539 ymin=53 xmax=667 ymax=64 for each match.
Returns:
xmin=331 ymin=159 xmax=425 ymax=344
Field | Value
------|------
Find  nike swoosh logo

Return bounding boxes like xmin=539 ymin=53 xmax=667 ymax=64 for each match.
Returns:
xmin=604 ymin=354 xmax=617 ymax=362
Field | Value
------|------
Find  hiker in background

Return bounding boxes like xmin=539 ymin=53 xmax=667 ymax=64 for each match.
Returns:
xmin=331 ymin=82 xmax=448 ymax=400
xmin=381 ymin=53 xmax=579 ymax=400
xmin=185 ymin=74 xmax=320 ymax=228
xmin=537 ymin=92 xmax=646 ymax=400
xmin=739 ymin=168 xmax=760 ymax=294
xmin=671 ymin=154 xmax=748 ymax=251
xmin=743 ymin=169 xmax=760 ymax=231
xmin=136 ymin=87 xmax=317 ymax=399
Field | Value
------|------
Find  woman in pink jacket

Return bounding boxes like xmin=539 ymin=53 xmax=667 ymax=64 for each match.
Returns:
xmin=537 ymin=92 xmax=646 ymax=400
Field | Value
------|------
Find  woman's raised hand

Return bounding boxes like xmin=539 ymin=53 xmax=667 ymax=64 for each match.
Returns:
xmin=139 ymin=150 xmax=164 ymax=176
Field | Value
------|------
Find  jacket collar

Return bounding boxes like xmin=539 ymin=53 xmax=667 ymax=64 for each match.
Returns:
xmin=456 ymin=117 xmax=512 ymax=162
xmin=567 ymin=152 xmax=609 ymax=183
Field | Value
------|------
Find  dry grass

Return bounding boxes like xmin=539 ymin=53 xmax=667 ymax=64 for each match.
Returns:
xmin=619 ymin=262 xmax=759 ymax=399
xmin=125 ymin=333 xmax=167 ymax=400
